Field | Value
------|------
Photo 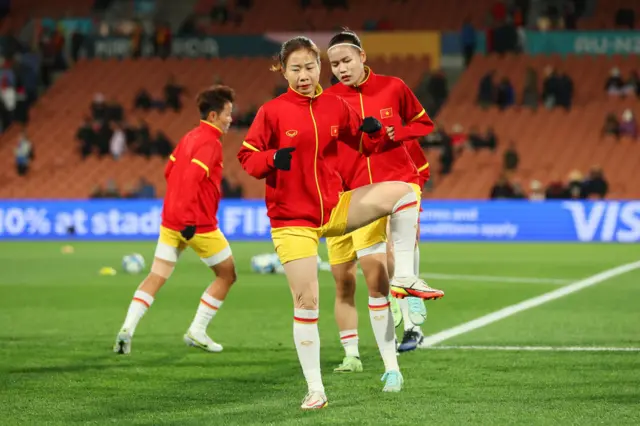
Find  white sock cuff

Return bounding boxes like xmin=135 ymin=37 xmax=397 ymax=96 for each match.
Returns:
xmin=294 ymin=309 xmax=319 ymax=322
xmin=339 ymin=329 xmax=358 ymax=339
xmin=391 ymin=190 xmax=418 ymax=213
xmin=368 ymin=297 xmax=390 ymax=310
xmin=201 ymin=293 xmax=223 ymax=309
xmin=133 ymin=290 xmax=154 ymax=307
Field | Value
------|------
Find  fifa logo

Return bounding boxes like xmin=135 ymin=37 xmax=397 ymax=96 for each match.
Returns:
xmin=300 ymin=340 xmax=313 ymax=346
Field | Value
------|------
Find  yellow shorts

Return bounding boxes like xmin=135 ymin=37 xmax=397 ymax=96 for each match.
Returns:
xmin=326 ymin=183 xmax=422 ymax=265
xmin=155 ymin=226 xmax=232 ymax=266
xmin=271 ymin=191 xmax=352 ymax=265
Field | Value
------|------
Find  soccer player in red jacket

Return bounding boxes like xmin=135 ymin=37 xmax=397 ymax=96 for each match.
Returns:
xmin=325 ymin=29 xmax=443 ymax=371
xmin=237 ymin=36 xmax=435 ymax=408
xmin=114 ymin=86 xmax=238 ymax=355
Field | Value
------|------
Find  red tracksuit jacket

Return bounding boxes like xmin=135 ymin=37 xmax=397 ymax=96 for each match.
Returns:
xmin=328 ymin=68 xmax=433 ymax=190
xmin=237 ymin=86 xmax=391 ymax=229
xmin=162 ymin=121 xmax=224 ymax=233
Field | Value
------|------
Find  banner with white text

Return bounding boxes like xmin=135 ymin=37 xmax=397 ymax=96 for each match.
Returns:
xmin=0 ymin=200 xmax=638 ymax=242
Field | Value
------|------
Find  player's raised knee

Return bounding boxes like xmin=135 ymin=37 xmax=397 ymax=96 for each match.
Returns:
xmin=293 ymin=292 xmax=319 ymax=310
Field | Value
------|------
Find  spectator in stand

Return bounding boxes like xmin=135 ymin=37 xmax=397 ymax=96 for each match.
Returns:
xmin=0 ymin=73 xmax=16 ymax=130
xmin=624 ymin=70 xmax=640 ymax=98
xmin=461 ymin=18 xmax=477 ymax=68
xmin=89 ymin=185 xmax=104 ymax=198
xmin=484 ymin=127 xmax=498 ymax=150
xmin=450 ymin=124 xmax=467 ymax=151
xmin=566 ymin=170 xmax=584 ymax=199
xmin=545 ymin=176 xmax=565 ymax=199
xmin=614 ymin=7 xmax=635 ymax=29
xmin=106 ymin=97 xmax=123 ymax=123
xmin=503 ymin=141 xmax=519 ymax=171
xmin=178 ymin=14 xmax=198 ymax=36
xmin=490 ymin=173 xmax=515 ymax=199
xmin=427 ymin=70 xmax=448 ymax=116
xmin=496 ymin=77 xmax=515 ymax=110
xmin=77 ymin=115 xmax=95 ymax=158
xmin=528 ymin=180 xmax=545 ymax=201
xmin=556 ymin=71 xmax=573 ymax=110
xmin=477 ymin=70 xmax=496 ymax=108
xmin=211 ymin=0 xmax=229 ymax=24
xmin=137 ymin=177 xmax=157 ymax=199
xmin=110 ymin=123 xmax=126 ymax=160
xmin=440 ymin=136 xmax=454 ymax=175
xmin=468 ymin=126 xmax=484 ymax=149
xmin=602 ymin=113 xmax=620 ymax=139
xmin=14 ymin=82 xmax=28 ymax=125
xmin=605 ymin=68 xmax=625 ymax=96
xmin=134 ymin=88 xmax=153 ymax=111
xmin=15 ymin=131 xmax=33 ymax=176
xmin=95 ymin=120 xmax=112 ymax=157
xmin=582 ymin=166 xmax=608 ymax=199
xmin=563 ymin=2 xmax=577 ymax=30
xmin=163 ymin=75 xmax=185 ymax=112
xmin=103 ymin=179 xmax=121 ymax=198
xmin=91 ymin=93 xmax=107 ymax=123
xmin=134 ymin=118 xmax=151 ymax=154
xmin=619 ymin=109 xmax=638 ymax=139
xmin=155 ymin=22 xmax=172 ymax=59
xmin=542 ymin=66 xmax=560 ymax=109
xmin=221 ymin=176 xmax=243 ymax=198
xmin=522 ymin=67 xmax=539 ymax=110
xmin=151 ymin=130 xmax=173 ymax=158
xmin=39 ymin=29 xmax=57 ymax=87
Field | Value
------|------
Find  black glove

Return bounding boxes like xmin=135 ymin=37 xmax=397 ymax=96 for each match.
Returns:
xmin=273 ymin=147 xmax=296 ymax=171
xmin=359 ymin=116 xmax=382 ymax=134
xmin=180 ymin=225 xmax=196 ymax=241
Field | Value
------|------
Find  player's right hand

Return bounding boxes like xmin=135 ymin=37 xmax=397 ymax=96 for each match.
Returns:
xmin=181 ymin=225 xmax=196 ymax=241
xmin=360 ymin=116 xmax=382 ymax=134
xmin=273 ymin=147 xmax=296 ymax=171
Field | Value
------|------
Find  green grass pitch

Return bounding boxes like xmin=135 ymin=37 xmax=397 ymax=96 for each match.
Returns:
xmin=1 ymin=242 xmax=639 ymax=425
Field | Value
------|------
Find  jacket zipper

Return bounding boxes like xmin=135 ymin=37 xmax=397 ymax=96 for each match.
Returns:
xmin=308 ymin=99 xmax=324 ymax=225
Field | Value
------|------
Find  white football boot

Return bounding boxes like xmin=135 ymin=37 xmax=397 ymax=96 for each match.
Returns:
xmin=183 ymin=330 xmax=223 ymax=353
xmin=300 ymin=391 xmax=328 ymax=410
xmin=113 ymin=330 xmax=132 ymax=355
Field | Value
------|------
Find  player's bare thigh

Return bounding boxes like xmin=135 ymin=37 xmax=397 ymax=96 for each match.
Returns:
xmin=345 ymin=181 xmax=414 ymax=233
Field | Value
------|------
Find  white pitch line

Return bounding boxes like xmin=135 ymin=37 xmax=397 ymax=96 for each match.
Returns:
xmin=420 ymin=260 xmax=640 ymax=348
xmin=425 ymin=345 xmax=640 ymax=352
xmin=420 ymin=273 xmax=570 ymax=285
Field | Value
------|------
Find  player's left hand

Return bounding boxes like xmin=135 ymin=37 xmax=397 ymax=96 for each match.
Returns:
xmin=386 ymin=126 xmax=395 ymax=141
xmin=181 ymin=225 xmax=196 ymax=241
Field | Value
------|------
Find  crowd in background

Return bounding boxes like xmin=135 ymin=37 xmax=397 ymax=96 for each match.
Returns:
xmin=477 ymin=65 xmax=574 ymax=111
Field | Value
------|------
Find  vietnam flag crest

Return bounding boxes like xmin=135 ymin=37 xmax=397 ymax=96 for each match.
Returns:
xmin=331 ymin=125 xmax=339 ymax=136
xmin=380 ymin=107 xmax=393 ymax=119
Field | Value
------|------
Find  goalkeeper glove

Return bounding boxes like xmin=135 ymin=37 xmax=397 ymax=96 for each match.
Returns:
xmin=359 ymin=116 xmax=382 ymax=134
xmin=273 ymin=147 xmax=296 ymax=171
xmin=180 ymin=225 xmax=196 ymax=241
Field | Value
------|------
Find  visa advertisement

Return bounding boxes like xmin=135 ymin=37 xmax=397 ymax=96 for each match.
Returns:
xmin=0 ymin=200 xmax=638 ymax=243
xmin=525 ymin=30 xmax=640 ymax=55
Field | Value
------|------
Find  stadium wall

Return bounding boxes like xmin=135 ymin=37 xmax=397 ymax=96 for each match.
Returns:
xmin=0 ymin=200 xmax=638 ymax=243
xmin=525 ymin=30 xmax=640 ymax=55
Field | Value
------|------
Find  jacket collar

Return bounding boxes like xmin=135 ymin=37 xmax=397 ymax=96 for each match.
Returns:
xmin=200 ymin=120 xmax=223 ymax=137
xmin=286 ymin=85 xmax=323 ymax=103
xmin=354 ymin=66 xmax=374 ymax=88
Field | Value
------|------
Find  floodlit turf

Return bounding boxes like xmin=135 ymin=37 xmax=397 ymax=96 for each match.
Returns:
xmin=1 ymin=242 xmax=639 ymax=425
